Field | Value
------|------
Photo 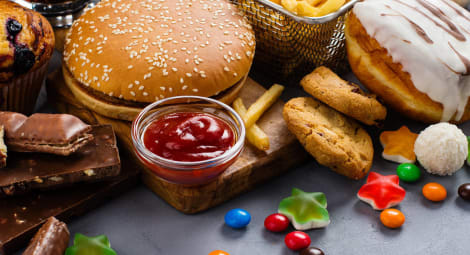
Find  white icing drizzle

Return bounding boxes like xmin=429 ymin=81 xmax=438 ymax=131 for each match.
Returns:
xmin=353 ymin=0 xmax=470 ymax=121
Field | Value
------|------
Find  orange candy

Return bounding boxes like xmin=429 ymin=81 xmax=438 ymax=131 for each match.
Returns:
xmin=380 ymin=209 xmax=405 ymax=228
xmin=208 ymin=250 xmax=230 ymax=255
xmin=422 ymin=182 xmax=447 ymax=202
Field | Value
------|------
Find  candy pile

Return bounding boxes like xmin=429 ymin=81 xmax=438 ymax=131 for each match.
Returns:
xmin=359 ymin=123 xmax=470 ymax=229
xmin=222 ymin=188 xmax=327 ymax=253
xmin=218 ymin=122 xmax=470 ymax=254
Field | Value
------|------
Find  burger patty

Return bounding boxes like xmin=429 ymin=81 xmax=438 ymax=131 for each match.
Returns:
xmin=65 ymin=66 xmax=243 ymax=109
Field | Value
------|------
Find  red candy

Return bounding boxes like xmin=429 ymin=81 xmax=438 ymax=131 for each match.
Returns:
xmin=357 ymin=172 xmax=406 ymax=210
xmin=264 ymin=213 xmax=289 ymax=232
xmin=285 ymin=231 xmax=311 ymax=251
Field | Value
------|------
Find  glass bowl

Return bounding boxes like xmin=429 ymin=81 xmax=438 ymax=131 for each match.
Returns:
xmin=131 ymin=96 xmax=246 ymax=186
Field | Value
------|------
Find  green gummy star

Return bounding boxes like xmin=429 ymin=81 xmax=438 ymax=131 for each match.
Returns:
xmin=278 ymin=188 xmax=330 ymax=230
xmin=65 ymin=233 xmax=117 ymax=255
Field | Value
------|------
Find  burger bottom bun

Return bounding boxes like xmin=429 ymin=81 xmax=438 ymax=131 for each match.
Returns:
xmin=345 ymin=13 xmax=470 ymax=124
xmin=62 ymin=65 xmax=247 ymax=121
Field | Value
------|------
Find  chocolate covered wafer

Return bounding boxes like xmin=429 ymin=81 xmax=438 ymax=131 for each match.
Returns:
xmin=0 ymin=125 xmax=121 ymax=196
xmin=0 ymin=112 xmax=93 ymax=156
xmin=0 ymin=126 xmax=7 ymax=168
xmin=22 ymin=217 xmax=70 ymax=255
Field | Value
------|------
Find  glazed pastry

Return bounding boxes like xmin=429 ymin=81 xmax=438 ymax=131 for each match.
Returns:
xmin=0 ymin=1 xmax=54 ymax=114
xmin=283 ymin=97 xmax=373 ymax=180
xmin=346 ymin=0 xmax=470 ymax=123
xmin=300 ymin=66 xmax=387 ymax=126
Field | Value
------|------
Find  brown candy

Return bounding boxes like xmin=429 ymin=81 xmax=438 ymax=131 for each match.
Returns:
xmin=22 ymin=217 xmax=69 ymax=255
xmin=300 ymin=247 xmax=325 ymax=255
xmin=458 ymin=183 xmax=470 ymax=201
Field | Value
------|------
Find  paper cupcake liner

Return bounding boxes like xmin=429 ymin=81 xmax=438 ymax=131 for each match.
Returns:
xmin=0 ymin=62 xmax=49 ymax=114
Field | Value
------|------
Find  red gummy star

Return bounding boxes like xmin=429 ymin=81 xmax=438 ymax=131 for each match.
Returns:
xmin=357 ymin=172 xmax=406 ymax=210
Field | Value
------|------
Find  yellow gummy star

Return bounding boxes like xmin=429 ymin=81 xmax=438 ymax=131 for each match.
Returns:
xmin=380 ymin=126 xmax=418 ymax=164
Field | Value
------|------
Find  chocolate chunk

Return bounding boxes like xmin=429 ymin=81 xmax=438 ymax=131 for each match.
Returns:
xmin=0 ymin=112 xmax=93 ymax=156
xmin=13 ymin=47 xmax=36 ymax=75
xmin=0 ymin=125 xmax=121 ymax=196
xmin=22 ymin=217 xmax=69 ymax=255
xmin=0 ymin=126 xmax=6 ymax=168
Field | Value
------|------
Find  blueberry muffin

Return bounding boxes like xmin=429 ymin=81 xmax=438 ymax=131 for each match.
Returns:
xmin=0 ymin=0 xmax=54 ymax=113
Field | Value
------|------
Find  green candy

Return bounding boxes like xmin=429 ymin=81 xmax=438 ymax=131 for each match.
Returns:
xmin=65 ymin=234 xmax=117 ymax=255
xmin=278 ymin=188 xmax=330 ymax=230
xmin=396 ymin=163 xmax=421 ymax=182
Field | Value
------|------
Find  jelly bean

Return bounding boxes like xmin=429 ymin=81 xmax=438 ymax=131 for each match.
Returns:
xmin=264 ymin=213 xmax=289 ymax=232
xmin=224 ymin=209 xmax=251 ymax=229
xmin=458 ymin=183 xmax=470 ymax=201
xmin=285 ymin=231 xmax=311 ymax=251
xmin=396 ymin=163 xmax=421 ymax=182
xmin=422 ymin=182 xmax=447 ymax=202
xmin=208 ymin=250 xmax=229 ymax=255
xmin=380 ymin=209 xmax=405 ymax=229
xmin=300 ymin=247 xmax=325 ymax=255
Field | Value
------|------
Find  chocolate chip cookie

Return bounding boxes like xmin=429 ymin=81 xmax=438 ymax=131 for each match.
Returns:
xmin=300 ymin=66 xmax=386 ymax=126
xmin=283 ymin=97 xmax=373 ymax=180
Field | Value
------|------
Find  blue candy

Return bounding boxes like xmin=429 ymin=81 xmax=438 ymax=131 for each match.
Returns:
xmin=224 ymin=208 xmax=251 ymax=229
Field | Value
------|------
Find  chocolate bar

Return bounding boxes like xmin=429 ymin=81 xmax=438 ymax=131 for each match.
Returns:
xmin=0 ymin=125 xmax=121 ymax=196
xmin=22 ymin=217 xmax=69 ymax=255
xmin=0 ymin=112 xmax=93 ymax=156
xmin=0 ymin=126 xmax=7 ymax=168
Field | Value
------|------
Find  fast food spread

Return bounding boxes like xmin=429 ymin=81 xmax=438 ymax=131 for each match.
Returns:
xmin=2 ymin=0 xmax=470 ymax=253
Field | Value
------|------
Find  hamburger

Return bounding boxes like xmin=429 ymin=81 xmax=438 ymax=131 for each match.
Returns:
xmin=63 ymin=0 xmax=256 ymax=121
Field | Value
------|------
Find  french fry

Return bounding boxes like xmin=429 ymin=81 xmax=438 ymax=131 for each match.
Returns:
xmin=281 ymin=0 xmax=298 ymax=13
xmin=243 ymin=84 xmax=284 ymax=129
xmin=315 ymin=0 xmax=345 ymax=17
xmin=233 ymin=98 xmax=270 ymax=151
xmin=296 ymin=1 xmax=319 ymax=17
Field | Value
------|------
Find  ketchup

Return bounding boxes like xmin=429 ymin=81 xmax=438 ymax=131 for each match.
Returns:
xmin=143 ymin=112 xmax=235 ymax=162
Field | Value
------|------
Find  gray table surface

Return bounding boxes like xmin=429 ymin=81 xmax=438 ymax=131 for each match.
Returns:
xmin=16 ymin=47 xmax=470 ymax=254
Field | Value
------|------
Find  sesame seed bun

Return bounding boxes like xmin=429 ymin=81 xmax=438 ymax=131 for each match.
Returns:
xmin=62 ymin=0 xmax=255 ymax=120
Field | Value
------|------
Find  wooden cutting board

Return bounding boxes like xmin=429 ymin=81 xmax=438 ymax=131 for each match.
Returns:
xmin=46 ymin=70 xmax=309 ymax=214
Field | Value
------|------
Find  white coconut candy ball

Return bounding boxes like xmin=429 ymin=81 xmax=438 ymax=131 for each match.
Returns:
xmin=414 ymin=123 xmax=467 ymax=176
